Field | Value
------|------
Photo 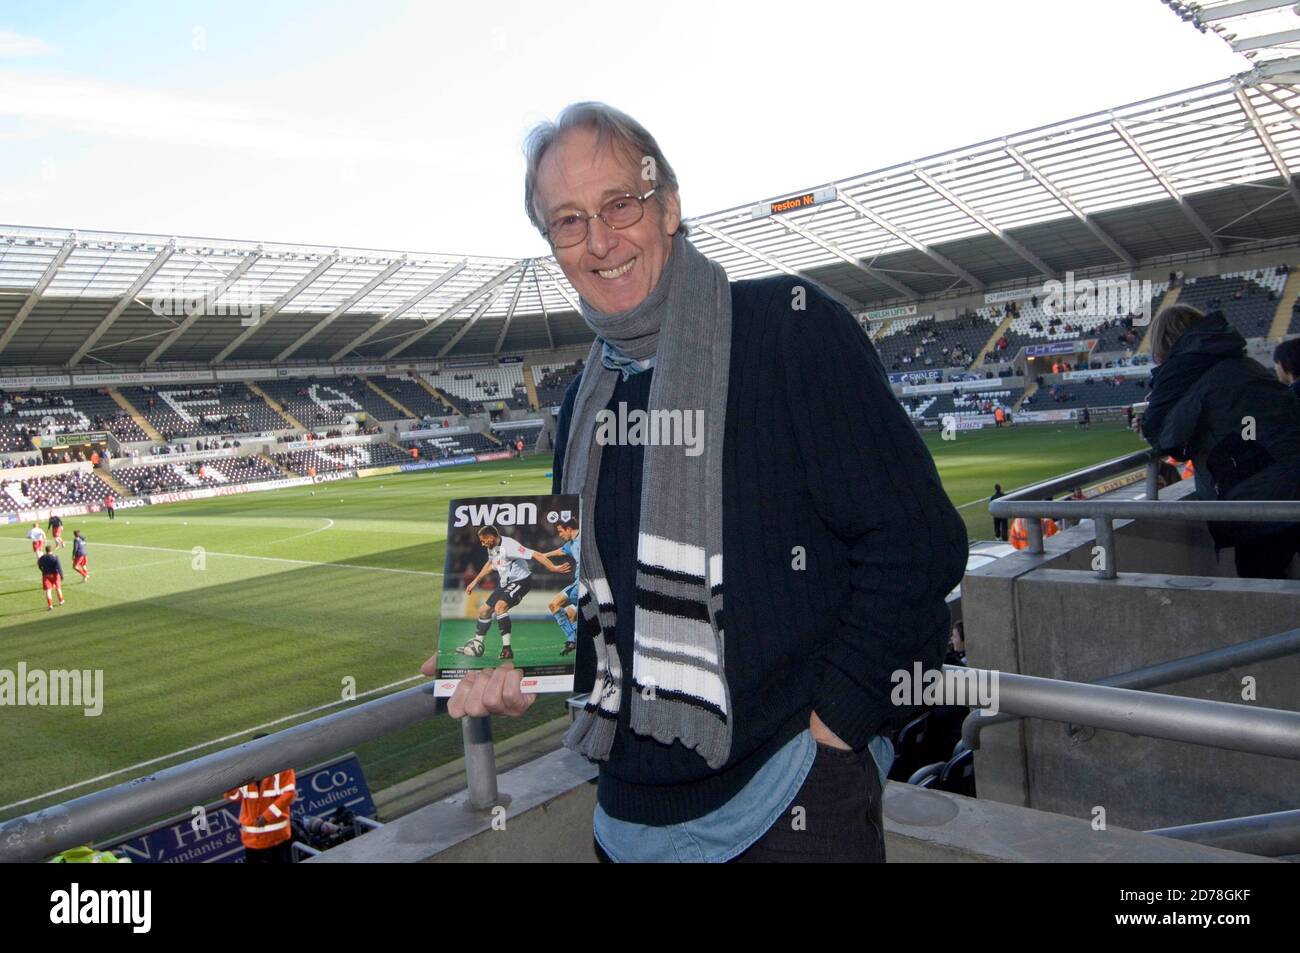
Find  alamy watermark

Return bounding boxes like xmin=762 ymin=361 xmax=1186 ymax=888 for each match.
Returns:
xmin=1040 ymin=271 xmax=1155 ymax=327
xmin=594 ymin=401 xmax=704 ymax=456
xmin=891 ymin=662 xmax=999 ymax=714
xmin=150 ymin=282 xmax=262 ymax=327
xmin=0 ymin=662 xmax=103 ymax=716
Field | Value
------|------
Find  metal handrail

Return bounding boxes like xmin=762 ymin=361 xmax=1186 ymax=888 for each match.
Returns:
xmin=990 ymin=447 xmax=1158 ymax=512
xmin=987 ymin=448 xmax=1300 ymax=577
xmin=1147 ymin=809 xmax=1300 ymax=858
xmin=4 ymin=661 xmax=1298 ymax=863
xmin=961 ymin=668 xmax=1300 ymax=760
xmin=0 ymin=682 xmax=443 ymax=864
xmin=962 ymin=626 xmax=1300 ymax=750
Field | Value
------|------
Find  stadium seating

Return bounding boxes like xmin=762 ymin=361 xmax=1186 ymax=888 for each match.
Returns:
xmin=900 ymin=395 xmax=938 ymax=420
xmin=369 ymin=376 xmax=447 ymax=418
xmin=0 ymin=389 xmax=149 ymax=448
xmin=533 ymin=360 xmax=583 ymax=408
xmin=119 ymin=384 xmax=291 ymax=439
xmin=492 ymin=423 xmax=545 ymax=451
xmin=258 ymin=377 xmax=401 ymax=426
xmin=0 ymin=469 xmax=115 ymax=513
xmin=1033 ymin=376 xmax=1151 ymax=408
xmin=993 ymin=283 xmax=1167 ymax=357
xmin=424 ymin=366 xmax=531 ymax=414
xmin=271 ymin=441 xmax=410 ymax=475
xmin=416 ymin=432 xmax=496 ymax=457
xmin=875 ymin=313 xmax=997 ymax=372
xmin=919 ymin=388 xmax=1022 ymax=422
xmin=939 ymin=746 xmax=977 ymax=798
xmin=1176 ymin=270 xmax=1283 ymax=339
xmin=890 ymin=707 xmax=968 ymax=783
xmin=113 ymin=455 xmax=282 ymax=495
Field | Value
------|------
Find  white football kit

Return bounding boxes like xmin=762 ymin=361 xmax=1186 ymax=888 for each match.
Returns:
xmin=488 ymin=536 xmax=535 ymax=585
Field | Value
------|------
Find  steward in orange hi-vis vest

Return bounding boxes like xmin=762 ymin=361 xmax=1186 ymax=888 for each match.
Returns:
xmin=225 ymin=770 xmax=296 ymax=851
xmin=1009 ymin=517 xmax=1059 ymax=550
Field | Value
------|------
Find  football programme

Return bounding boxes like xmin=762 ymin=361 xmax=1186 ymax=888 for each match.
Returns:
xmin=433 ymin=493 xmax=581 ymax=694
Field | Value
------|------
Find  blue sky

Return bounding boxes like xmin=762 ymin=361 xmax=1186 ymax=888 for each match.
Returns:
xmin=0 ymin=1 xmax=1247 ymax=257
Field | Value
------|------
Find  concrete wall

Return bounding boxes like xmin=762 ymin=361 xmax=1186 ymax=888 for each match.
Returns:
xmin=964 ymin=484 xmax=1300 ymax=830
xmin=315 ymin=749 xmax=1275 ymax=863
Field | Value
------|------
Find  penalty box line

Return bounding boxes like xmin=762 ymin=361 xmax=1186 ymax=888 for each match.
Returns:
xmin=0 ymin=674 xmax=426 ymax=814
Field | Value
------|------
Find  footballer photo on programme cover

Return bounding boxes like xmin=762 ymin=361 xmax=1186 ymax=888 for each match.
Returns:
xmin=433 ymin=494 xmax=582 ymax=696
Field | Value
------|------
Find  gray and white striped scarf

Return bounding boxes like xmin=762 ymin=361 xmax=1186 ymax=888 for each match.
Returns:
xmin=560 ymin=232 xmax=733 ymax=769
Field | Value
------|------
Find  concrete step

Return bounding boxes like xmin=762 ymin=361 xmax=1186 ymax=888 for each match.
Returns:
xmin=364 ymin=376 xmax=416 ymax=418
xmin=109 ymin=389 xmax=161 ymax=441
xmin=974 ymin=310 xmax=1017 ymax=368
xmin=1267 ymin=267 xmax=1300 ymax=340
xmin=246 ymin=381 xmax=305 ymax=430
xmin=521 ymin=363 xmax=540 ymax=411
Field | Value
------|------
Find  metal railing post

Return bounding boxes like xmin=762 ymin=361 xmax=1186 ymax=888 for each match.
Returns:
xmin=1094 ymin=517 xmax=1117 ymax=578
xmin=1144 ymin=457 xmax=1159 ymax=501
xmin=461 ymin=715 xmax=500 ymax=810
xmin=1026 ymin=516 xmax=1044 ymax=554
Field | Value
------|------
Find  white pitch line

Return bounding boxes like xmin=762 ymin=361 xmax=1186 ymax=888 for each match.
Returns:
xmin=957 ymin=496 xmax=991 ymax=510
xmin=2 ymin=536 xmax=441 ymax=577
xmin=278 ymin=517 xmax=335 ymax=542
xmin=0 ymin=674 xmax=427 ymax=814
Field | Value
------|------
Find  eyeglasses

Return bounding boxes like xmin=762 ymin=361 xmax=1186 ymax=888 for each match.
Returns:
xmin=544 ymin=189 xmax=658 ymax=249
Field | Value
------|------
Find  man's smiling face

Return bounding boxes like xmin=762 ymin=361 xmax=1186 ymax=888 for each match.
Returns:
xmin=535 ymin=126 xmax=680 ymax=316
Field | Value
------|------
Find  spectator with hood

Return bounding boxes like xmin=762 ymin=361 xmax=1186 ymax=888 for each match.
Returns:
xmin=1142 ymin=306 xmax=1300 ymax=579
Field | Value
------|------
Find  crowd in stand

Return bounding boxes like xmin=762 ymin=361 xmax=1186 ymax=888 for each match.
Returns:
xmin=535 ymin=360 xmax=584 ymax=407
xmin=0 ymin=470 xmax=112 ymax=512
xmin=149 ymin=437 xmax=241 ymax=455
xmin=116 ymin=455 xmax=281 ymax=496
xmin=890 ymin=316 xmax=983 ymax=371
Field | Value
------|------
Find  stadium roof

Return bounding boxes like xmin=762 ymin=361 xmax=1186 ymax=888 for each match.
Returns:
xmin=4 ymin=68 xmax=1300 ymax=368
xmin=1162 ymin=1 xmax=1300 ymax=67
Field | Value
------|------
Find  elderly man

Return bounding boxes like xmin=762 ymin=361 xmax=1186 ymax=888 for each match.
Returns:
xmin=423 ymin=102 xmax=967 ymax=862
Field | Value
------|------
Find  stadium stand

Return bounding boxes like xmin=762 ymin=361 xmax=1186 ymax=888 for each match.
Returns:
xmin=370 ymin=376 xmax=446 ymax=418
xmin=271 ymin=441 xmax=410 ymax=475
xmin=424 ymin=366 xmax=531 ymax=414
xmin=875 ymin=313 xmax=998 ymax=372
xmin=417 ymin=431 xmax=496 ymax=457
xmin=113 ymin=455 xmax=282 ymax=495
xmin=119 ymin=383 xmax=292 ymax=440
xmin=0 ymin=389 xmax=149 ymax=447
xmin=493 ymin=421 xmax=545 ymax=451
xmin=900 ymin=395 xmax=938 ymax=420
xmin=920 ymin=387 xmax=1022 ymax=422
xmin=533 ymin=360 xmax=584 ymax=408
xmin=258 ymin=377 xmax=402 ymax=425
xmin=1175 ymin=270 xmax=1284 ymax=339
xmin=991 ymin=283 xmax=1166 ymax=357
xmin=1031 ymin=376 xmax=1152 ymax=409
xmin=0 ymin=469 xmax=114 ymax=513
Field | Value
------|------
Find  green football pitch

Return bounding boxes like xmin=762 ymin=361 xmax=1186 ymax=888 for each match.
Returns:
xmin=438 ymin=619 xmax=573 ymax=672
xmin=0 ymin=422 xmax=1145 ymax=820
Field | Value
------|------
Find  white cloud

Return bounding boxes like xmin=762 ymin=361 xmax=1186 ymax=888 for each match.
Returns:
xmin=0 ymin=29 xmax=54 ymax=57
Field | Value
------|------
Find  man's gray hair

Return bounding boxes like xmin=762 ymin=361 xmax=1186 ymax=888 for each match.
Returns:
xmin=523 ymin=102 xmax=687 ymax=239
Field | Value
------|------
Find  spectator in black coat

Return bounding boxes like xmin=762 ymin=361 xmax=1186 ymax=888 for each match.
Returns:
xmin=1142 ymin=306 xmax=1300 ymax=579
xmin=1273 ymin=337 xmax=1300 ymax=400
